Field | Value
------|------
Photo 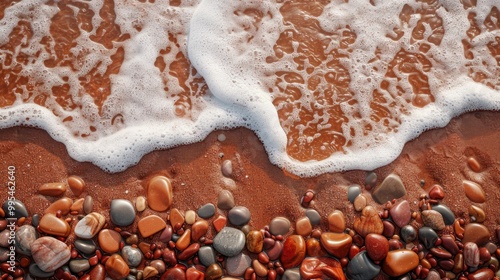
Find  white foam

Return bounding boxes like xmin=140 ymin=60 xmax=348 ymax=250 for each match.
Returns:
xmin=0 ymin=0 xmax=499 ymax=176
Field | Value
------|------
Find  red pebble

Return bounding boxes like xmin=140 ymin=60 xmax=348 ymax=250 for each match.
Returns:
xmin=428 ymin=184 xmax=445 ymax=200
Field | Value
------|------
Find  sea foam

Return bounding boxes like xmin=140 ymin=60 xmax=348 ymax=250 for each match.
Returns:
xmin=0 ymin=0 xmax=499 ymax=176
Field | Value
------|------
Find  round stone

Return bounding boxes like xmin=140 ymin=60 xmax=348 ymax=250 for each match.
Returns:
xmin=138 ymin=215 xmax=166 ymax=238
xmin=305 ymin=209 xmax=321 ymax=226
xmin=353 ymin=206 xmax=384 ymax=237
xmin=110 ymin=199 xmax=136 ymax=227
xmin=347 ymin=184 xmax=362 ymax=203
xmin=147 ymin=175 xmax=173 ymax=212
xmin=74 ymin=212 xmax=105 ymax=239
xmin=206 ymin=263 xmax=223 ymax=280
xmin=121 ymin=246 xmax=143 ymax=267
xmin=213 ymin=227 xmax=246 ymax=257
xmin=198 ymin=246 xmax=217 ymax=267
xmin=221 ymin=160 xmax=233 ymax=177
xmin=353 ymin=194 xmax=367 ymax=211
xmin=191 ymin=220 xmax=209 ymax=242
xmin=463 ymin=180 xmax=486 ymax=203
xmin=159 ymin=225 xmax=173 ymax=242
xmin=198 ymin=203 xmax=216 ymax=219
xmin=382 ymin=249 xmax=419 ymax=277
xmin=281 ymin=235 xmax=306 ymax=269
xmin=421 ymin=210 xmax=445 ymax=231
xmin=3 ymin=199 xmax=28 ymax=218
xmin=105 ymin=254 xmax=130 ymax=280
xmin=39 ymin=213 xmax=71 ymax=237
xmin=89 ymin=264 xmax=106 ymax=280
xmin=469 ymin=205 xmax=486 ymax=223
xmin=98 ymin=229 xmax=122 ymax=254
xmin=67 ymin=175 xmax=85 ymax=197
xmin=347 ymin=251 xmax=380 ymax=280
xmin=39 ymin=182 xmax=67 ymax=197
xmin=418 ymin=227 xmax=438 ymax=249
xmin=217 ymin=190 xmax=235 ymax=210
xmin=15 ymin=225 xmax=37 ymax=256
xmin=163 ymin=267 xmax=186 ymax=279
xmin=295 ymin=217 xmax=312 ymax=236
xmin=74 ymin=239 xmax=96 ymax=255
xmin=462 ymin=223 xmax=490 ymax=246
xmin=372 ymin=173 xmax=406 ymax=204
xmin=320 ymin=232 xmax=352 ymax=259
xmin=246 ymin=230 xmax=264 ymax=253
xmin=69 ymin=259 xmax=90 ymax=273
xmin=226 ymin=252 xmax=251 ymax=277
xmin=228 ymin=206 xmax=251 ymax=226
xmin=365 ymin=233 xmax=389 ymax=261
xmin=270 ymin=217 xmax=291 ymax=236
xmin=389 ymin=200 xmax=411 ymax=228
xmin=400 ymin=225 xmax=417 ymax=243
xmin=328 ymin=210 xmax=346 ymax=233
xmin=185 ymin=210 xmax=196 ymax=224
xmin=31 ymin=237 xmax=71 ymax=272
xmin=135 ymin=196 xmax=147 ymax=212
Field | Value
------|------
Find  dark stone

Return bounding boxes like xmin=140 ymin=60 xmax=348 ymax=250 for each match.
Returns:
xmin=2 ymin=199 xmax=28 ymax=218
xmin=432 ymin=204 xmax=455 ymax=225
xmin=347 ymin=185 xmax=362 ymax=203
xmin=347 ymin=251 xmax=380 ymax=280
xmin=419 ymin=227 xmax=438 ymax=249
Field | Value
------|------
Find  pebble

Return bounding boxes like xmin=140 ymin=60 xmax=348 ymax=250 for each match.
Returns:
xmin=105 ymin=254 xmax=130 ymax=280
xmin=3 ymin=199 xmax=29 ymax=218
xmin=266 ymin=240 xmax=283 ymax=260
xmin=144 ymin=266 xmax=159 ymax=279
xmin=110 ymin=199 xmax=136 ymax=226
xmin=353 ymin=194 xmax=367 ymax=211
xmin=431 ymin=204 xmax=455 ymax=225
xmin=98 ymin=229 xmax=122 ymax=254
xmin=382 ymin=249 xmax=419 ymax=277
xmin=441 ymin=234 xmax=459 ymax=255
xmin=205 ymin=263 xmax=223 ymax=280
xmin=213 ymin=227 xmax=246 ymax=256
xmin=29 ymin=263 xmax=55 ymax=278
xmin=0 ymin=247 xmax=7 ymax=262
xmin=463 ymin=180 xmax=486 ymax=203
xmin=320 ymin=232 xmax=352 ymax=258
xmin=176 ymin=229 xmax=191 ymax=251
xmin=430 ymin=247 xmax=452 ymax=259
xmin=0 ymin=230 xmax=8 ymax=247
xmin=39 ymin=182 xmax=67 ymax=196
xmin=69 ymin=259 xmax=90 ymax=273
xmin=74 ymin=239 xmax=96 ymax=255
xmin=365 ymin=233 xmax=389 ymax=261
xmin=221 ymin=160 xmax=233 ymax=177
xmin=428 ymin=184 xmax=445 ymax=200
xmin=305 ymin=209 xmax=321 ymax=226
xmin=269 ymin=216 xmax=291 ymax=236
xmin=213 ymin=215 xmax=227 ymax=232
xmin=31 ymin=236 xmax=71 ymax=272
xmin=365 ymin=172 xmax=378 ymax=189
xmin=159 ymin=225 xmax=173 ymax=242
xmin=179 ymin=245 xmax=201 ymax=262
xmin=163 ymin=267 xmax=186 ymax=279
xmin=382 ymin=220 xmax=395 ymax=237
xmin=347 ymin=184 xmax=362 ymax=203
xmin=281 ymin=235 xmax=306 ymax=269
xmin=464 ymin=242 xmax=480 ymax=267
xmin=253 ymin=259 xmax=268 ymax=277
xmin=468 ymin=268 xmax=494 ymax=280
xmin=150 ymin=259 xmax=166 ymax=274
xmin=15 ymin=225 xmax=37 ymax=255
xmin=467 ymin=157 xmax=482 ymax=172
xmin=469 ymin=205 xmax=486 ymax=223
xmin=135 ymin=196 xmax=146 ymax=212
xmin=347 ymin=251 xmax=381 ymax=280
xmin=198 ymin=246 xmax=217 ymax=267
xmin=353 ymin=206 xmax=384 ymax=237
xmin=74 ymin=212 xmax=105 ymax=239
xmin=226 ymin=252 xmax=251 ymax=276
xmin=426 ymin=269 xmax=441 ymax=280
xmin=67 ymin=175 xmax=85 ymax=196
xmin=198 ymin=203 xmax=216 ymax=219
xmin=300 ymin=257 xmax=345 ymax=279
xmin=44 ymin=197 xmax=72 ymax=215
xmin=170 ymin=208 xmax=184 ymax=227
xmin=138 ymin=214 xmax=166 ymax=238
xmin=39 ymin=213 xmax=71 ymax=237
xmin=246 ymin=230 xmax=264 ymax=253
xmin=31 ymin=213 xmax=40 ymax=227
xmin=418 ymin=227 xmax=438 ymax=249
xmin=185 ymin=210 xmax=196 ymax=224
xmin=121 ymin=246 xmax=143 ymax=267
xmin=228 ymin=206 xmax=251 ymax=226
xmin=83 ymin=195 xmax=93 ymax=214
xmin=421 ymin=209 xmax=446 ymax=231
xmin=191 ymin=220 xmax=209 ymax=241
xmin=462 ymin=223 xmax=490 ymax=245
xmin=372 ymin=173 xmax=406 ymax=204
xmin=147 ymin=175 xmax=173 ymax=212
xmin=327 ymin=210 xmax=346 ymax=233
xmin=295 ymin=217 xmax=312 ymax=236
xmin=389 ymin=200 xmax=411 ymax=227
xmin=282 ymin=268 xmax=301 ymax=280
xmin=89 ymin=264 xmax=106 ymax=280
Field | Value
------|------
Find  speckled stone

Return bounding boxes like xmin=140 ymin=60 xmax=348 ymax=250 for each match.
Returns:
xmin=3 ymin=199 xmax=28 ymax=218
xmin=110 ymin=199 xmax=136 ymax=227
xmin=15 ymin=225 xmax=37 ymax=256
xmin=198 ymin=246 xmax=217 ymax=267
xmin=390 ymin=200 xmax=411 ymax=228
xmin=421 ymin=210 xmax=446 ymax=231
xmin=347 ymin=251 xmax=380 ymax=280
xmin=305 ymin=209 xmax=321 ymax=226
xmin=198 ymin=203 xmax=216 ymax=219
xmin=226 ymin=252 xmax=251 ymax=277
xmin=431 ymin=204 xmax=455 ymax=225
xmin=217 ymin=190 xmax=235 ymax=210
xmin=348 ymin=184 xmax=362 ymax=203
xmin=213 ymin=227 xmax=246 ymax=257
xmin=372 ymin=174 xmax=406 ymax=204
xmin=228 ymin=206 xmax=251 ymax=226
xmin=121 ymin=246 xmax=143 ymax=267
xmin=269 ymin=217 xmax=291 ymax=236
xmin=246 ymin=230 xmax=264 ymax=253
xmin=31 ymin=237 xmax=71 ymax=272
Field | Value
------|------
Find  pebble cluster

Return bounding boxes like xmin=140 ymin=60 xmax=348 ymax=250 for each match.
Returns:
xmin=0 ymin=157 xmax=499 ymax=280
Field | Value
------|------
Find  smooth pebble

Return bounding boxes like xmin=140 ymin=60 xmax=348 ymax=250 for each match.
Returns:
xmin=213 ymin=227 xmax=246 ymax=257
xmin=110 ymin=199 xmax=136 ymax=227
xmin=198 ymin=203 xmax=216 ymax=219
xmin=228 ymin=206 xmax=251 ymax=226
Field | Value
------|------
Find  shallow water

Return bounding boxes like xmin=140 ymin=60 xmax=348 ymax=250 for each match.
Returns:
xmin=0 ymin=0 xmax=499 ymax=176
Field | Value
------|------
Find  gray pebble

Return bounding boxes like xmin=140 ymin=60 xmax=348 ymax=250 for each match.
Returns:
xmin=226 ymin=252 xmax=251 ymax=277
xmin=432 ymin=204 xmax=455 ymax=225
xmin=347 ymin=184 xmax=362 ymax=203
xmin=29 ymin=263 xmax=55 ymax=278
xmin=222 ymin=160 xmax=233 ymax=177
xmin=198 ymin=246 xmax=217 ymax=267
xmin=0 ymin=230 xmax=9 ymax=247
xmin=121 ymin=246 xmax=143 ymax=267
xmin=269 ymin=217 xmax=290 ymax=236
xmin=2 ymin=199 xmax=28 ymax=219
xmin=110 ymin=199 xmax=136 ymax=227
xmin=347 ymin=251 xmax=381 ymax=280
xmin=0 ymin=247 xmax=8 ymax=262
xmin=282 ymin=268 xmax=301 ymax=280
xmin=228 ymin=206 xmax=251 ymax=226
xmin=419 ymin=227 xmax=438 ymax=249
xmin=69 ymin=259 xmax=90 ymax=273
xmin=305 ymin=209 xmax=321 ymax=226
xmin=217 ymin=190 xmax=235 ymax=210
xmin=74 ymin=239 xmax=96 ymax=255
xmin=213 ymin=227 xmax=246 ymax=257
xmin=401 ymin=225 xmax=417 ymax=243
xmin=32 ymin=214 xmax=40 ymax=227
xmin=15 ymin=225 xmax=37 ymax=256
xmin=365 ymin=172 xmax=378 ymax=188
xmin=426 ymin=269 xmax=441 ymax=280
xmin=198 ymin=203 xmax=216 ymax=219
xmin=372 ymin=173 xmax=406 ymax=204
xmin=83 ymin=195 xmax=93 ymax=214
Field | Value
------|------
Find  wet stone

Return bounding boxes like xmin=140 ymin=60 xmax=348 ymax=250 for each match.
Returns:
xmin=122 ymin=246 xmax=143 ymax=267
xmin=421 ymin=210 xmax=446 ymax=231
xmin=162 ymin=267 xmax=186 ymax=280
xmin=327 ymin=210 xmax=345 ymax=233
xmin=426 ymin=270 xmax=441 ymax=280
xmin=382 ymin=249 xmax=419 ymax=277
xmin=105 ymin=254 xmax=130 ymax=280
xmin=39 ymin=213 xmax=71 ymax=237
xmin=266 ymin=240 xmax=283 ymax=260
xmin=372 ymin=173 xmax=406 ymax=204
xmin=464 ymin=242 xmax=480 ymax=267
xmin=39 ymin=182 xmax=67 ymax=196
xmin=246 ymin=230 xmax=264 ymax=253
xmin=45 ymin=197 xmax=72 ymax=215
xmin=463 ymin=180 xmax=486 ymax=203
xmin=206 ymin=263 xmax=223 ymax=280
xmin=191 ymin=220 xmax=209 ymax=241
xmin=29 ymin=263 xmax=55 ymax=278
xmin=320 ymin=232 xmax=352 ymax=259
xmin=282 ymin=268 xmax=301 ymax=280
xmin=432 ymin=204 xmax=455 ymax=225
xmin=147 ymin=175 xmax=173 ymax=212
xmin=300 ymin=257 xmax=345 ymax=279
xmin=469 ymin=205 xmax=486 ymax=223
xmin=176 ymin=229 xmax=191 ymax=251
xmin=228 ymin=206 xmax=251 ymax=226
xmin=67 ymin=175 xmax=85 ymax=197
xmin=3 ymin=199 xmax=28 ymax=218
xmin=89 ymin=264 xmax=106 ymax=280
xmin=428 ymin=184 xmax=445 ymax=200
xmin=15 ymin=225 xmax=37 ymax=256
xmin=198 ymin=246 xmax=217 ymax=267
xmin=69 ymin=259 xmax=90 ymax=274
xmin=31 ymin=213 xmax=40 ymax=227
xmin=281 ymin=235 xmax=306 ymax=269
xmin=98 ymin=229 xmax=122 ymax=254
xmin=138 ymin=214 xmax=166 ymax=238
xmin=226 ymin=252 xmax=251 ymax=277
xmin=83 ymin=195 xmax=93 ymax=214
xmin=463 ymin=223 xmax=490 ymax=246
xmin=221 ymin=159 xmax=233 ymax=177
xmin=0 ymin=230 xmax=8 ymax=247
xmin=198 ymin=203 xmax=216 ymax=219
xmin=353 ymin=206 xmax=384 ymax=237
xmin=419 ymin=227 xmax=438 ymax=249
xmin=269 ymin=217 xmax=291 ymax=236
xmin=217 ymin=190 xmax=235 ymax=210
xmin=110 ymin=199 xmax=136 ymax=227
xmin=347 ymin=251 xmax=380 ymax=280
xmin=305 ymin=209 xmax=321 ymax=226
xmin=353 ymin=194 xmax=367 ymax=211
xmin=469 ymin=268 xmax=494 ymax=280
xmin=365 ymin=233 xmax=389 ymax=261
xmin=74 ymin=239 xmax=96 ymax=255
xmin=382 ymin=220 xmax=395 ymax=238
xmin=213 ymin=215 xmax=227 ymax=232
xmin=31 ymin=236 xmax=71 ymax=272
xmin=347 ymin=184 xmax=362 ymax=203
xmin=296 ymin=217 xmax=312 ymax=236
xmin=390 ymin=200 xmax=411 ymax=228
xmin=213 ymin=227 xmax=246 ymax=257
xmin=159 ymin=225 xmax=173 ymax=242
xmin=74 ymin=212 xmax=105 ymax=239
xmin=170 ymin=208 xmax=184 ymax=227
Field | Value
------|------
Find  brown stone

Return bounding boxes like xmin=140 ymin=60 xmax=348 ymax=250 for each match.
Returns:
xmin=428 ymin=184 xmax=445 ymax=200
xmin=468 ymin=268 xmax=494 ymax=280
xmin=162 ymin=267 xmax=186 ymax=280
xmin=70 ymin=198 xmax=84 ymax=213
xmin=191 ymin=220 xmax=209 ymax=242
xmin=365 ymin=233 xmax=389 ymax=261
xmin=306 ymin=238 xmax=327 ymax=257
xmin=469 ymin=205 xmax=486 ymax=223
xmin=205 ymin=263 xmax=223 ymax=280
xmin=138 ymin=215 xmax=167 ymax=238
xmin=169 ymin=208 xmax=184 ymax=227
xmin=39 ymin=182 xmax=67 ymax=196
xmin=280 ymin=235 xmax=306 ymax=269
xmin=67 ymin=175 xmax=85 ymax=197
xmin=143 ymin=266 xmax=159 ymax=279
xmin=353 ymin=194 xmax=367 ymax=211
xmin=353 ymin=206 xmax=384 ymax=237
xmin=382 ymin=249 xmax=419 ymax=277
xmin=320 ymin=232 xmax=352 ymax=259
xmin=176 ymin=229 xmax=191 ymax=251
xmin=295 ymin=217 xmax=312 ymax=237
xmin=467 ymin=157 xmax=482 ymax=172
xmin=98 ymin=229 xmax=122 ymax=254
xmin=421 ymin=210 xmax=446 ymax=231
xmin=328 ymin=210 xmax=345 ymax=233
xmin=39 ymin=213 xmax=71 ymax=237
xmin=147 ymin=175 xmax=173 ymax=212
xmin=186 ymin=267 xmax=204 ymax=280
xmin=177 ymin=243 xmax=200 ymax=261
xmin=462 ymin=223 xmax=490 ymax=246
xmin=246 ymin=230 xmax=264 ymax=253
xmin=300 ymin=257 xmax=345 ymax=280
xmin=253 ymin=259 xmax=269 ymax=277
xmin=44 ymin=197 xmax=73 ymax=215
xmin=463 ymin=180 xmax=486 ymax=203
xmin=105 ymin=254 xmax=130 ymax=280
xmin=89 ymin=264 xmax=106 ymax=280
